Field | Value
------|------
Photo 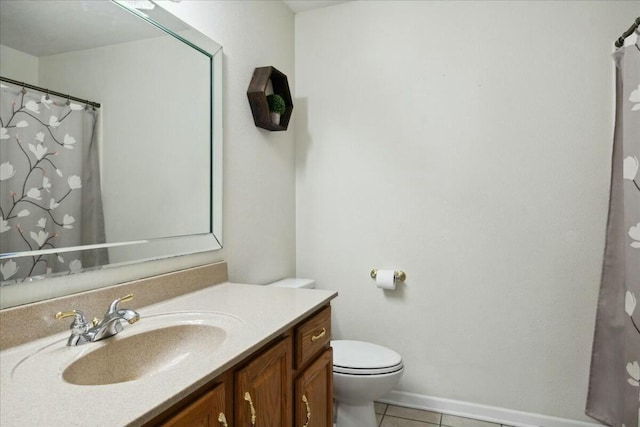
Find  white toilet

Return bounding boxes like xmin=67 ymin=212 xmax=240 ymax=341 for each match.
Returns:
xmin=269 ymin=278 xmax=404 ymax=427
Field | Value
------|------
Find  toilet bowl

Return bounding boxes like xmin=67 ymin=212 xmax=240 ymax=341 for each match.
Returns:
xmin=332 ymin=340 xmax=403 ymax=427
xmin=268 ymin=278 xmax=404 ymax=427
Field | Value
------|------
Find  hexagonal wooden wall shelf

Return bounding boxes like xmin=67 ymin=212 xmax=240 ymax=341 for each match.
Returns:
xmin=247 ymin=66 xmax=293 ymax=131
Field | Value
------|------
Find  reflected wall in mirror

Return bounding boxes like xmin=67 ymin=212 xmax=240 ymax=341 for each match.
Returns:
xmin=0 ymin=0 xmax=223 ymax=307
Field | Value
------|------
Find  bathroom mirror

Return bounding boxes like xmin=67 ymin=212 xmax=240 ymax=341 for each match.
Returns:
xmin=0 ymin=0 xmax=223 ymax=305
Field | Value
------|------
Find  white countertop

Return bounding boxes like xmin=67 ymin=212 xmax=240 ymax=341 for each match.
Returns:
xmin=0 ymin=282 xmax=337 ymax=426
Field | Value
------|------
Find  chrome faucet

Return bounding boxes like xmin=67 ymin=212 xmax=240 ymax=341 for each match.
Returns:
xmin=55 ymin=294 xmax=140 ymax=346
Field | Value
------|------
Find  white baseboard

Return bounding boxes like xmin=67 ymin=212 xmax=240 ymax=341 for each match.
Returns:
xmin=378 ymin=390 xmax=606 ymax=427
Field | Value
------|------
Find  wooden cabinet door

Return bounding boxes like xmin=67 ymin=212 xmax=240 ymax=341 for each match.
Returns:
xmin=161 ymin=383 xmax=228 ymax=427
xmin=295 ymin=348 xmax=333 ymax=427
xmin=235 ymin=337 xmax=292 ymax=427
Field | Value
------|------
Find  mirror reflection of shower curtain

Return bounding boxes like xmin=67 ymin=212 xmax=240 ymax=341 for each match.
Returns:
xmin=0 ymin=83 xmax=108 ymax=282
xmin=586 ymin=39 xmax=640 ymax=426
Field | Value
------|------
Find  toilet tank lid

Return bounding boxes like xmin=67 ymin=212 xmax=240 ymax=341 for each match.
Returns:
xmin=268 ymin=278 xmax=316 ymax=289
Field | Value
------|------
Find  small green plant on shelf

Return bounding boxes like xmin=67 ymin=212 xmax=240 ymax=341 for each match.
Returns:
xmin=266 ymin=94 xmax=286 ymax=125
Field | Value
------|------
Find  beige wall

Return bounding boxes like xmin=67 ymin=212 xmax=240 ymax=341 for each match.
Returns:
xmin=294 ymin=0 xmax=637 ymax=421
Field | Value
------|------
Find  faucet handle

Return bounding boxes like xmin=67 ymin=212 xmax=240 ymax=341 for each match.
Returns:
xmin=55 ymin=310 xmax=90 ymax=346
xmin=106 ymin=294 xmax=134 ymax=316
xmin=55 ymin=309 xmax=86 ymax=321
xmin=55 ymin=310 xmax=89 ymax=334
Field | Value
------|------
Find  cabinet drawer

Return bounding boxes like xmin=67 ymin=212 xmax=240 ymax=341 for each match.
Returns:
xmin=295 ymin=306 xmax=331 ymax=368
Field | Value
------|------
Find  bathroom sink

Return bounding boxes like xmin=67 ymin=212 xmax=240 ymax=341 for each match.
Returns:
xmin=62 ymin=323 xmax=225 ymax=385
xmin=11 ymin=312 xmax=244 ymax=386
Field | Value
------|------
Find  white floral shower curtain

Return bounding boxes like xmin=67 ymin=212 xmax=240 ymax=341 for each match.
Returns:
xmin=0 ymin=82 xmax=107 ymax=282
xmin=586 ymin=37 xmax=640 ymax=426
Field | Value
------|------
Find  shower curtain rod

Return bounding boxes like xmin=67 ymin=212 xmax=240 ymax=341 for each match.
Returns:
xmin=0 ymin=76 xmax=101 ymax=108
xmin=615 ymin=16 xmax=640 ymax=48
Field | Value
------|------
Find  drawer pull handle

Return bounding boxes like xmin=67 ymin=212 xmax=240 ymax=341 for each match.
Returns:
xmin=217 ymin=412 xmax=228 ymax=427
xmin=302 ymin=394 xmax=312 ymax=427
xmin=311 ymin=328 xmax=326 ymax=342
xmin=244 ymin=392 xmax=257 ymax=426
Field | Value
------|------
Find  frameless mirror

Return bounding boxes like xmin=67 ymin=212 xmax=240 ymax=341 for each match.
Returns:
xmin=0 ymin=0 xmax=223 ymax=307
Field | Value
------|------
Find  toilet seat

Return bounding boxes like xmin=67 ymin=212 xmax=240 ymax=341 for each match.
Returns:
xmin=332 ymin=340 xmax=403 ymax=375
xmin=333 ymin=364 xmax=404 ymax=375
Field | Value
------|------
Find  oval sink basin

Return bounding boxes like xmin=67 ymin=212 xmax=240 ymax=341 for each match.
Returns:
xmin=11 ymin=311 xmax=244 ymax=386
xmin=62 ymin=323 xmax=225 ymax=385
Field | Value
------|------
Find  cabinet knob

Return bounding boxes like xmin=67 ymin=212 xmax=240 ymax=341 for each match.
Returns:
xmin=243 ymin=392 xmax=257 ymax=426
xmin=311 ymin=328 xmax=326 ymax=342
xmin=217 ymin=412 xmax=228 ymax=427
xmin=302 ymin=394 xmax=312 ymax=427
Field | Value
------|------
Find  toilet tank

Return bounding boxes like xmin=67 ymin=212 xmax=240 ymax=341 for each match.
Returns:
xmin=268 ymin=278 xmax=316 ymax=289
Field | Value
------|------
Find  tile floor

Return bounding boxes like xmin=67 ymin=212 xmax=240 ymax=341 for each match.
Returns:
xmin=374 ymin=402 xmax=514 ymax=427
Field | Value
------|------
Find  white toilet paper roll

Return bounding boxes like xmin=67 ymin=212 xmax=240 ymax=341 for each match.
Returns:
xmin=376 ymin=269 xmax=396 ymax=290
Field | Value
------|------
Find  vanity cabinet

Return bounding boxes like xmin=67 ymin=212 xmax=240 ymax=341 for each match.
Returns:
xmin=147 ymin=305 xmax=332 ymax=427
xmin=161 ymin=383 xmax=228 ymax=427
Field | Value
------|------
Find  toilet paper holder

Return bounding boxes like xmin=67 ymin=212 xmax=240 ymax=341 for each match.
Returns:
xmin=370 ymin=269 xmax=406 ymax=282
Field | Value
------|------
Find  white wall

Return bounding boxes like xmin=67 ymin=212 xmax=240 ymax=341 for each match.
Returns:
xmin=295 ymin=0 xmax=638 ymax=422
xmin=0 ymin=44 xmax=38 ymax=85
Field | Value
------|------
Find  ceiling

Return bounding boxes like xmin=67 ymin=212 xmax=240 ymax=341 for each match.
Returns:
xmin=0 ymin=1 xmax=189 ymax=57
xmin=0 ymin=0 xmax=351 ymax=57
xmin=282 ymin=0 xmax=351 ymax=13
